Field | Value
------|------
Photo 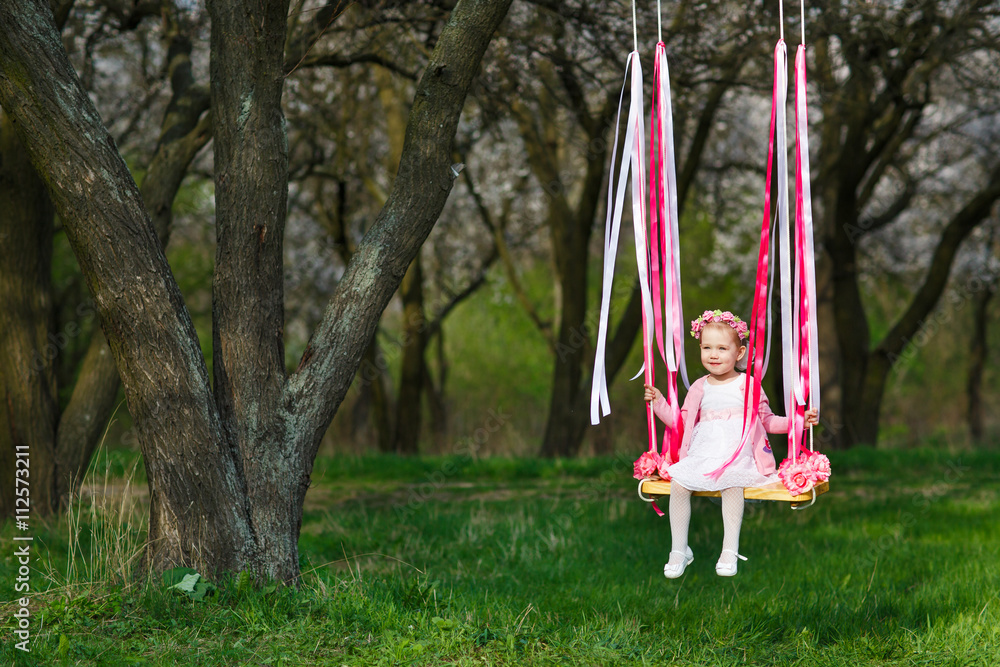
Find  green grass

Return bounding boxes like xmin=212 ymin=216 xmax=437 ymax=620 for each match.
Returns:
xmin=2 ymin=447 xmax=998 ymax=665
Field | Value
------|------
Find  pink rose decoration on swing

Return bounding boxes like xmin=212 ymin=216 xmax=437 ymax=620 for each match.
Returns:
xmin=806 ymin=451 xmax=831 ymax=478
xmin=655 ymin=456 xmax=672 ymax=481
xmin=777 ymin=449 xmax=831 ymax=496
xmin=633 ymin=450 xmax=664 ymax=480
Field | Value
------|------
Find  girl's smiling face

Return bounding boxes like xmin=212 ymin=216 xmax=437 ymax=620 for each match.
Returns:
xmin=699 ymin=324 xmax=746 ymax=382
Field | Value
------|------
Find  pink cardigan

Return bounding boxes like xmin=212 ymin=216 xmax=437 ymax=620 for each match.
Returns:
xmin=650 ymin=375 xmax=787 ymax=476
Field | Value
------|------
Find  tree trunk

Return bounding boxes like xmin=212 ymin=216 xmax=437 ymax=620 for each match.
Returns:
xmin=1 ymin=0 xmax=513 ymax=580
xmin=0 ymin=0 xmax=256 ymax=575
xmin=2 ymin=6 xmax=213 ymax=516
xmin=54 ymin=13 xmax=212 ymax=502
xmin=522 ymin=24 xmax=748 ymax=457
xmin=424 ymin=344 xmax=449 ymax=447
xmin=208 ymin=0 xmax=298 ymax=581
xmin=393 ymin=255 xmax=426 ymax=454
xmin=52 ymin=329 xmax=120 ymax=498
xmin=966 ymin=278 xmax=994 ymax=441
xmin=834 ymin=165 xmax=1000 ymax=446
xmin=0 ymin=112 xmax=58 ymax=517
xmin=280 ymin=0 xmax=513 ymax=577
xmin=517 ymin=57 xmax=602 ymax=458
xmin=809 ymin=14 xmax=1000 ymax=448
xmin=539 ymin=226 xmax=589 ymax=457
xmin=813 ymin=245 xmax=842 ymax=449
xmin=353 ymin=331 xmax=394 ymax=452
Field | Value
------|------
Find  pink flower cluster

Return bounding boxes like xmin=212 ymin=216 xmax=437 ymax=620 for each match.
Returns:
xmin=690 ymin=309 xmax=750 ymax=341
xmin=633 ymin=450 xmax=671 ymax=480
xmin=777 ymin=449 xmax=832 ymax=496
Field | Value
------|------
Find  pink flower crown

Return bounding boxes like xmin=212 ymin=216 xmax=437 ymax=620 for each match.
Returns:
xmin=690 ymin=309 xmax=749 ymax=341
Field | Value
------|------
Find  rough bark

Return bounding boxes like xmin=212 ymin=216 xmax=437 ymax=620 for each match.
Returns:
xmin=282 ymin=0 xmax=512 ymax=572
xmin=315 ymin=179 xmax=394 ymax=452
xmin=1 ymin=3 xmax=212 ymax=515
xmin=208 ymin=0 xmax=297 ymax=580
xmin=54 ymin=12 xmax=212 ymax=502
xmin=0 ymin=0 xmax=255 ymax=575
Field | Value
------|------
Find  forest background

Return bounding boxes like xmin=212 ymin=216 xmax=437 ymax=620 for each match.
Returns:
xmin=1 ymin=0 xmax=999 ymax=571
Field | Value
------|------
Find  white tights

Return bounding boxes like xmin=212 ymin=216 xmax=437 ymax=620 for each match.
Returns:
xmin=667 ymin=485 xmax=745 ymax=567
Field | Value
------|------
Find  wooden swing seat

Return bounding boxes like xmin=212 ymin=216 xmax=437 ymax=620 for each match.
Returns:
xmin=640 ymin=478 xmax=828 ymax=508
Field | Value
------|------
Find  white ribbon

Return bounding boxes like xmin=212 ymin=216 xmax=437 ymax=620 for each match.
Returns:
xmin=795 ymin=48 xmax=821 ymax=414
xmin=656 ymin=45 xmax=690 ymax=390
xmin=773 ymin=41 xmax=799 ymax=423
xmin=591 ymin=52 xmax=648 ymax=424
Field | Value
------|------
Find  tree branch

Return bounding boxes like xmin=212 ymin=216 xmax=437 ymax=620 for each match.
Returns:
xmin=462 ymin=166 xmax=553 ymax=349
xmin=286 ymin=52 xmax=418 ymax=79
xmin=285 ymin=0 xmax=514 ymax=462
xmin=856 ymin=172 xmax=918 ymax=235
xmin=425 ymin=257 xmax=496 ymax=342
xmin=877 ymin=161 xmax=1000 ymax=361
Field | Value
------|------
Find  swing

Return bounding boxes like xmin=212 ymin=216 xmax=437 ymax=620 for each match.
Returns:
xmin=638 ymin=478 xmax=829 ymax=508
xmin=591 ymin=1 xmax=829 ymax=510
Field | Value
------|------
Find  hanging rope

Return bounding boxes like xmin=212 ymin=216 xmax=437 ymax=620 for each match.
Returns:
xmin=632 ymin=0 xmax=639 ymax=54
xmin=800 ymin=0 xmax=806 ymax=45
xmin=657 ymin=0 xmax=662 ymax=43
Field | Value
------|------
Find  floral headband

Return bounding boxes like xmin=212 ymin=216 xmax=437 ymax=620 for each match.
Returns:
xmin=690 ymin=309 xmax=749 ymax=341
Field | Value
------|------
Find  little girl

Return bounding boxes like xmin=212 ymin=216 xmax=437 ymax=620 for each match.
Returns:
xmin=644 ymin=309 xmax=818 ymax=578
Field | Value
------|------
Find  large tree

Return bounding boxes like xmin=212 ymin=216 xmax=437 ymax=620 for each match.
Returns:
xmin=0 ymin=0 xmax=512 ymax=580
xmin=811 ymin=0 xmax=1000 ymax=447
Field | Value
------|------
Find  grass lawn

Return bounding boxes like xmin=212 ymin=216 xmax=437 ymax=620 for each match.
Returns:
xmin=2 ymin=447 xmax=998 ymax=665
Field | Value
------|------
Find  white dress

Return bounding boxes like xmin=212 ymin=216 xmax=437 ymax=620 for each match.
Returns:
xmin=666 ymin=375 xmax=780 ymax=492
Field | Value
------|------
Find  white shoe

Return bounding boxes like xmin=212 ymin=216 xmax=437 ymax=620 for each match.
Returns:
xmin=664 ymin=546 xmax=694 ymax=579
xmin=715 ymin=549 xmax=747 ymax=577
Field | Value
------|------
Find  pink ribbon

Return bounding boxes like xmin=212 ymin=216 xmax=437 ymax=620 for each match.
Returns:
xmin=647 ymin=41 xmax=687 ymax=465
xmin=791 ymin=44 xmax=821 ymax=461
xmin=707 ymin=40 xmax=822 ymax=481
xmin=707 ymin=40 xmax=788 ymax=481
